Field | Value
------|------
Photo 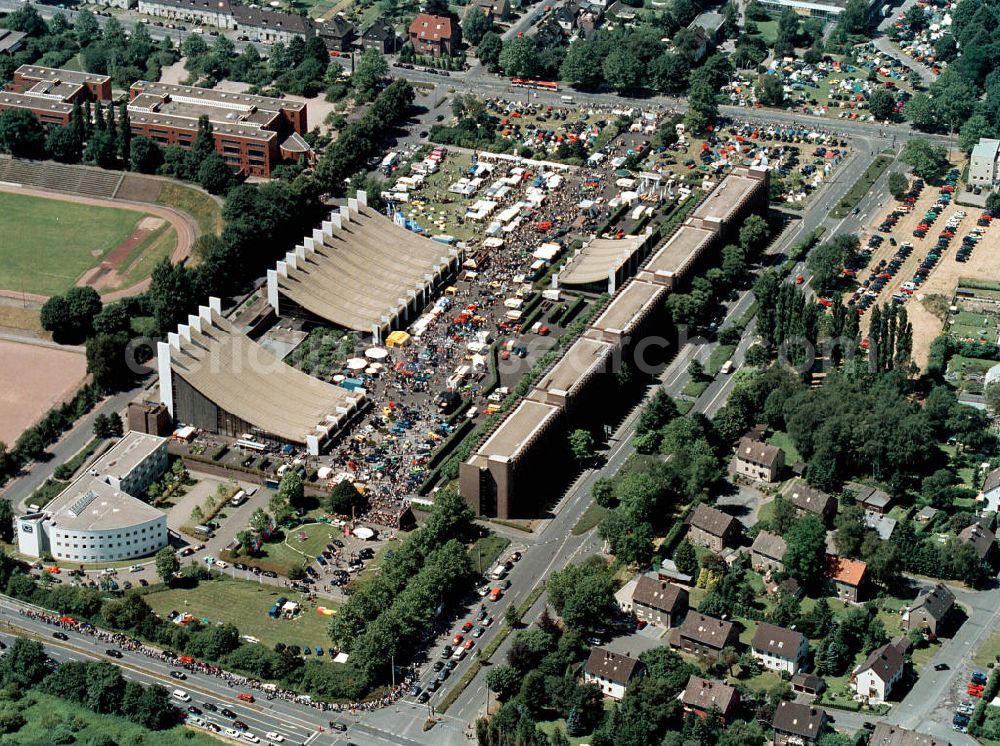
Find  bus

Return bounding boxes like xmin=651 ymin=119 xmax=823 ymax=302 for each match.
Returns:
xmin=510 ymin=78 xmax=560 ymax=92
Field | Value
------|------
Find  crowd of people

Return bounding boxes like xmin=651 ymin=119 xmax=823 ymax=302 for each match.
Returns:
xmin=16 ymin=606 xmax=414 ymax=715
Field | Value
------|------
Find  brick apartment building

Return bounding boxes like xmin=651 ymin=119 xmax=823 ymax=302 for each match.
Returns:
xmin=0 ymin=65 xmax=111 ymax=127
xmin=408 ymin=13 xmax=461 ymax=56
xmin=127 ymin=81 xmax=311 ymax=177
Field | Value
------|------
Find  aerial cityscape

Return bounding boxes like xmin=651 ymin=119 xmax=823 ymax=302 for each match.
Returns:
xmin=0 ymin=0 xmax=997 ymax=743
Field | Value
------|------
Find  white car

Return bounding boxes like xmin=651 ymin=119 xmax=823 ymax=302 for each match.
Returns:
xmin=187 ymin=716 xmax=205 ymax=727
xmin=129 ymin=565 xmax=143 ymax=573
xmin=216 ymin=561 xmax=228 ymax=569
xmin=225 ymin=728 xmax=240 ymax=738
xmin=241 ymin=734 xmax=260 ymax=744
xmin=265 ymin=734 xmax=284 ymax=743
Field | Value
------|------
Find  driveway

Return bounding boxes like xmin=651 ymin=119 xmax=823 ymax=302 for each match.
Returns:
xmin=716 ymin=483 xmax=763 ymax=528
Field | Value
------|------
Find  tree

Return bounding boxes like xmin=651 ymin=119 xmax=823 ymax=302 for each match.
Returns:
xmin=352 ymin=48 xmax=389 ymax=103
xmin=686 ymin=72 xmax=719 ymax=134
xmin=249 ymin=508 xmax=271 ymax=534
xmin=85 ymin=660 xmax=126 ymax=714
xmin=0 ymin=500 xmax=12 ymax=543
xmin=46 ymin=125 xmax=82 ymax=163
xmin=568 ymin=429 xmax=596 ymax=464
xmin=154 ymin=546 xmax=179 ymax=585
xmin=0 ymin=638 xmax=49 ymax=687
xmin=905 ymin=93 xmax=937 ymax=130
xmin=463 ymin=5 xmax=491 ymax=45
xmin=673 ymin=538 xmax=698 ymax=576
xmin=603 ymin=47 xmax=643 ymax=92
xmin=86 ymin=332 xmax=131 ymax=391
xmin=739 ymin=214 xmax=770 ymax=253
xmin=902 ymin=138 xmax=949 ymax=180
xmin=960 ymin=114 xmax=996 ymax=154
xmin=868 ymin=89 xmax=897 ymax=121
xmin=757 ymin=74 xmax=784 ymax=107
xmin=807 ymin=234 xmax=859 ymax=294
xmin=988 ymin=191 xmax=1000 ymax=218
xmin=277 ymin=470 xmax=305 ymax=508
xmin=324 ymin=479 xmax=367 ymax=516
xmin=500 ymin=37 xmax=537 ymax=78
xmin=887 ymin=171 xmax=908 ymax=198
xmin=236 ymin=529 xmax=254 ymax=556
xmin=0 ymin=109 xmax=45 ymax=158
xmin=197 ymin=152 xmax=233 ymax=195
xmin=547 ymin=558 xmax=615 ymax=630
xmin=130 ymin=136 xmax=163 ymax=174
xmin=834 ymin=504 xmax=867 ymax=558
xmin=477 ymin=32 xmax=502 ymax=71
xmin=782 ymin=516 xmax=827 ymax=585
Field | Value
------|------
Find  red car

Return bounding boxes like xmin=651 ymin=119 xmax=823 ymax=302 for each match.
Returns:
xmin=795 ymin=275 xmax=805 ymax=285
xmin=451 ymin=634 xmax=464 ymax=646
xmin=237 ymin=693 xmax=254 ymax=703
xmin=461 ymin=621 xmax=474 ymax=632
xmin=463 ymin=639 xmax=475 ymax=651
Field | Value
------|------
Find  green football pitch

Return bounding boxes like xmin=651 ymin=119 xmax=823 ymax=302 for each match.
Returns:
xmin=0 ymin=190 xmax=149 ymax=297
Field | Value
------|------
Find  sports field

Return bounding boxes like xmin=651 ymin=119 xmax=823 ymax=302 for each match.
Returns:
xmin=0 ymin=339 xmax=88 ymax=445
xmin=0 ymin=191 xmax=159 ymax=296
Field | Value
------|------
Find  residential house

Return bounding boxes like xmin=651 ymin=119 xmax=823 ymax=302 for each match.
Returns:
xmin=689 ymin=10 xmax=725 ymax=42
xmin=631 ymin=575 xmax=688 ymax=628
xmin=470 ymin=0 xmax=511 ymax=21
xmin=670 ymin=613 xmax=738 ymax=660
xmin=319 ymin=15 xmax=356 ymax=52
xmin=687 ymin=504 xmax=741 ymax=553
xmin=824 ymin=555 xmax=868 ymax=603
xmin=772 ymin=701 xmax=826 ymax=746
xmin=960 ymin=521 xmax=999 ymax=568
xmin=751 ymin=623 xmax=809 ymax=675
xmin=606 ymin=0 xmax=637 ymax=22
xmin=408 ymin=13 xmax=461 ymax=57
xmin=751 ymin=531 xmax=787 ymax=574
xmin=864 ymin=512 xmax=898 ymax=541
xmin=681 ymin=676 xmax=739 ymax=723
xmin=136 ymin=0 xmax=235 ymax=29
xmin=733 ymin=437 xmax=784 ymax=483
xmin=576 ymin=7 xmax=601 ymax=38
xmin=915 ymin=505 xmax=938 ymax=524
xmin=776 ymin=577 xmax=804 ymax=599
xmin=868 ymin=724 xmax=950 ymax=746
xmin=784 ymin=479 xmax=837 ymax=526
xmin=902 ymin=583 xmax=955 ymax=637
xmin=535 ymin=17 xmax=566 ymax=46
xmin=790 ymin=673 xmax=825 ymax=697
xmin=852 ymin=638 xmax=908 ymax=704
xmin=554 ymin=5 xmax=577 ymax=31
xmin=981 ymin=466 xmax=1000 ymax=512
xmin=232 ymin=6 xmax=316 ymax=44
xmin=361 ymin=18 xmax=400 ymax=53
xmin=583 ymin=647 xmax=643 ymax=700
xmin=848 ymin=482 xmax=893 ymax=514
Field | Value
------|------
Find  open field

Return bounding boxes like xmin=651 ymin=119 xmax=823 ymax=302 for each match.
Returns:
xmin=143 ymin=577 xmax=340 ymax=652
xmin=0 ymin=340 xmax=88 ymax=445
xmin=6 ymin=691 xmax=216 ymax=745
xmin=0 ymin=190 xmax=150 ymax=296
xmin=155 ymin=181 xmax=223 ymax=236
xmin=974 ymin=631 xmax=1000 ymax=668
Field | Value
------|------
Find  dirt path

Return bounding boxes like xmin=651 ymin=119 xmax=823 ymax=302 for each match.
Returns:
xmin=0 ymin=184 xmax=197 ymax=302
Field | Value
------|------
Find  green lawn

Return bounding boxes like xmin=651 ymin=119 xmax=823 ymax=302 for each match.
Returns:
xmin=118 ymin=221 xmax=178 ymax=288
xmin=751 ymin=18 xmax=779 ymax=45
xmin=975 ymin=631 xmax=1000 ymax=668
xmin=156 ymin=181 xmax=223 ymax=236
xmin=470 ymin=534 xmax=511 ymax=576
xmin=706 ymin=344 xmax=737 ymax=376
xmin=768 ymin=431 xmax=802 ymax=465
xmin=144 ymin=577 xmax=340 ymax=652
xmin=831 ymin=154 xmax=895 ymax=218
xmin=572 ymin=502 xmax=611 ymax=535
xmin=5 ymin=690 xmax=216 ymax=745
xmin=238 ymin=521 xmax=344 ymax=575
xmin=0 ymin=191 xmax=146 ymax=296
xmin=682 ymin=380 xmax=710 ymax=398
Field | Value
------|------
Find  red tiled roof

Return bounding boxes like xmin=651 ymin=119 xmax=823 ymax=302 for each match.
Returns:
xmin=824 ymin=554 xmax=867 ymax=587
xmin=409 ymin=13 xmax=454 ymax=41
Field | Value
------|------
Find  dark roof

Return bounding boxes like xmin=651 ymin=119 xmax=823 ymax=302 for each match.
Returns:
xmin=983 ymin=466 xmax=1000 ymax=495
xmin=960 ymin=522 xmax=997 ymax=561
xmin=909 ymin=583 xmax=955 ymax=622
xmin=785 ymin=480 xmax=835 ymax=517
xmin=409 ymin=13 xmax=456 ymax=41
xmin=751 ymin=623 xmax=806 ymax=659
xmin=676 ymin=613 xmax=735 ymax=650
xmin=736 ymin=436 xmax=783 ymax=468
xmin=681 ymin=676 xmax=738 ymax=713
xmin=856 ymin=640 xmax=906 ymax=683
xmin=778 ymin=577 xmax=803 ymax=598
xmin=751 ymin=530 xmax=786 ymax=560
xmin=363 ymin=17 xmax=397 ymax=42
xmin=688 ymin=504 xmax=739 ymax=538
xmin=790 ymin=672 xmax=824 ymax=691
xmin=772 ymin=701 xmax=826 ymax=739
xmin=868 ymin=724 xmax=950 ymax=746
xmin=233 ymin=6 xmax=314 ymax=34
xmin=583 ymin=647 xmax=641 ymax=686
xmin=847 ymin=482 xmax=892 ymax=509
xmin=632 ymin=576 xmax=686 ymax=614
xmin=321 ymin=15 xmax=355 ymax=38
xmin=144 ymin=0 xmax=232 ymax=11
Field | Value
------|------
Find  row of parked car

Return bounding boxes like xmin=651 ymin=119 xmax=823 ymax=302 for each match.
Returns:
xmin=954 ymin=671 xmax=990 ymax=732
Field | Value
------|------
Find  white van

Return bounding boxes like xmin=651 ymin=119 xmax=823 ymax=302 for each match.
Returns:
xmin=172 ymin=689 xmax=191 ymax=702
xmin=720 ymin=360 xmax=734 ymax=375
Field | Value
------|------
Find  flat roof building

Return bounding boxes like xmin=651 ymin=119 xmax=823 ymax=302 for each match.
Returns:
xmin=158 ymin=297 xmax=365 ymax=456
xmin=17 ymin=432 xmax=169 ymax=563
xmin=0 ymin=65 xmax=111 ymax=126
xmin=970 ymin=138 xmax=1000 ymax=188
xmin=267 ymin=191 xmax=462 ymax=336
xmin=757 ymin=0 xmax=882 ymax=19
xmin=559 ymin=229 xmax=654 ymax=291
xmin=127 ymin=80 xmax=309 ymax=177
xmin=638 ymin=223 xmax=715 ymax=289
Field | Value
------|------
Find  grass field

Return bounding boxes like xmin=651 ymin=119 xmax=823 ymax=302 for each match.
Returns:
xmin=768 ymin=431 xmax=802 ymax=465
xmin=0 ymin=191 xmax=147 ymax=296
xmin=470 ymin=534 xmax=511 ymax=575
xmin=975 ymin=631 xmax=1000 ymax=668
xmin=572 ymin=502 xmax=610 ymax=535
xmin=5 ymin=690 xmax=215 ymax=745
xmin=143 ymin=577 xmax=340 ymax=652
xmin=118 ymin=221 xmax=178 ymax=287
xmin=156 ymin=182 xmax=223 ymax=236
xmin=831 ymin=154 xmax=895 ymax=218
